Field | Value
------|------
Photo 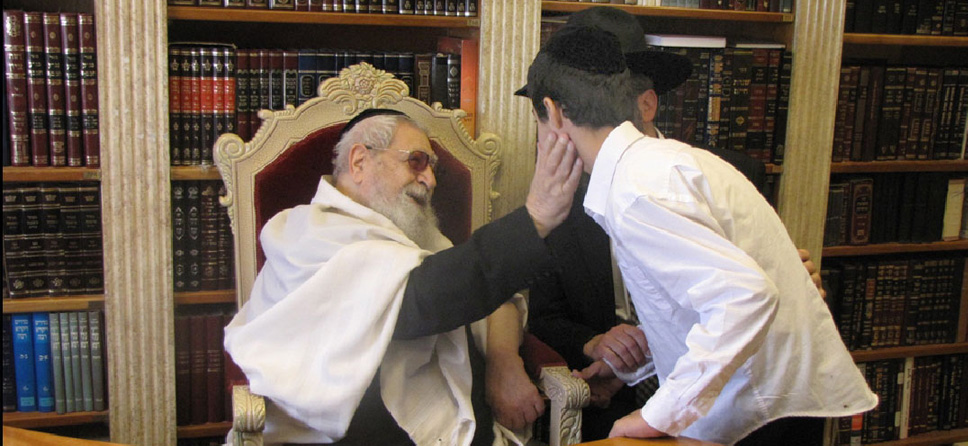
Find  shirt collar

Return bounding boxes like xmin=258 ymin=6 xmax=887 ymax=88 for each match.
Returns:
xmin=583 ymin=121 xmax=645 ymax=220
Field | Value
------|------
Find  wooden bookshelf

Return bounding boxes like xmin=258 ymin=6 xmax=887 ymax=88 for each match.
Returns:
xmin=170 ymin=165 xmax=224 ymax=181
xmin=851 ymin=342 xmax=968 ymax=363
xmin=168 ymin=6 xmax=480 ymax=28
xmin=822 ymin=240 xmax=968 ymax=257
xmin=2 ymin=295 xmax=105 ymax=314
xmin=541 ymin=1 xmax=793 ymax=22
xmin=1 ymin=411 xmax=109 ymax=429
xmin=868 ymin=428 xmax=968 ymax=446
xmin=830 ymin=160 xmax=968 ymax=173
xmin=174 ymin=289 xmax=236 ymax=305
xmin=844 ymin=33 xmax=968 ymax=47
xmin=2 ymin=167 xmax=101 ymax=182
xmin=176 ymin=421 xmax=232 ymax=439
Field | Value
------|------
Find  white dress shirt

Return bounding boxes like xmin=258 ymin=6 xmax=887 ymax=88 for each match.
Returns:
xmin=584 ymin=122 xmax=877 ymax=445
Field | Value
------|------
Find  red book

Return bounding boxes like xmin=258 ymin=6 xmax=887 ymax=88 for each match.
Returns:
xmin=174 ymin=316 xmax=192 ymax=426
xmin=60 ymin=13 xmax=84 ymax=167
xmin=189 ymin=47 xmax=203 ymax=165
xmin=234 ymin=50 xmax=250 ymax=140
xmin=189 ymin=315 xmax=208 ymax=425
xmin=24 ymin=11 xmax=50 ymax=166
xmin=205 ymin=314 xmax=225 ymax=422
xmin=169 ymin=46 xmax=184 ymax=166
xmin=78 ymin=13 xmax=100 ymax=167
xmin=42 ymin=13 xmax=67 ymax=166
xmin=2 ymin=10 xmax=31 ymax=166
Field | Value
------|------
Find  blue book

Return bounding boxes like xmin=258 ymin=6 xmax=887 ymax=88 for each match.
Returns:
xmin=11 ymin=314 xmax=36 ymax=412
xmin=32 ymin=312 xmax=53 ymax=412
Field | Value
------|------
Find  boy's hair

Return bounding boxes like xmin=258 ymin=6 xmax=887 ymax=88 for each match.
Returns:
xmin=527 ymin=26 xmax=639 ymax=128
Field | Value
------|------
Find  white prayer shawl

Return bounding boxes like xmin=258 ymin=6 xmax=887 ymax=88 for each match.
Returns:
xmin=224 ymin=178 xmax=526 ymax=446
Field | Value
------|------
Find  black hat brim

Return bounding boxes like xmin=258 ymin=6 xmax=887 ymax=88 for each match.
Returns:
xmin=515 ymin=49 xmax=693 ymax=98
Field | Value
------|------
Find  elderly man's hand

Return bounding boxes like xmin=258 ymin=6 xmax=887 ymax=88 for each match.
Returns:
xmin=572 ymin=361 xmax=625 ymax=408
xmin=486 ymin=352 xmax=546 ymax=431
xmin=583 ymin=324 xmax=651 ymax=373
xmin=527 ymin=132 xmax=583 ymax=238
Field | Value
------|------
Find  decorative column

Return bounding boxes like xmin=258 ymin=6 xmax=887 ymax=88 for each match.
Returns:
xmin=477 ymin=0 xmax=542 ymax=217
xmin=95 ymin=1 xmax=175 ymax=444
xmin=776 ymin=0 xmax=846 ymax=263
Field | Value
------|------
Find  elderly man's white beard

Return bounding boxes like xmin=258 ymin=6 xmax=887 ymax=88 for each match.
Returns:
xmin=368 ymin=182 xmax=440 ymax=249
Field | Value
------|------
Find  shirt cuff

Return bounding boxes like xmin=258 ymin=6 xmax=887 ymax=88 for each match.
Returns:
xmin=602 ymin=357 xmax=655 ymax=386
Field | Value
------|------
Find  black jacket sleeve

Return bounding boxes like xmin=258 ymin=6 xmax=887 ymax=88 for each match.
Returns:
xmin=393 ymin=206 xmax=554 ymax=339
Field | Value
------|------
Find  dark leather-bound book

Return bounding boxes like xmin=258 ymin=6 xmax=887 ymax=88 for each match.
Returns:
xmin=211 ymin=48 xmax=226 ymax=144
xmin=727 ymin=48 xmax=753 ymax=155
xmin=169 ymin=46 xmax=184 ymax=165
xmin=764 ymin=49 xmax=781 ymax=160
xmin=21 ymin=185 xmax=50 ymax=297
xmin=77 ymin=184 xmax=102 ymax=294
xmin=267 ymin=50 xmax=283 ymax=111
xmin=186 ymin=181 xmax=203 ymax=292
xmin=172 ymin=181 xmax=189 ymax=292
xmin=78 ymin=13 xmax=99 ymax=167
xmin=916 ymin=67 xmax=943 ymax=159
xmin=848 ymin=176 xmax=875 ymax=245
xmin=919 ymin=172 xmax=949 ymax=242
xmin=445 ymin=0 xmax=458 ymax=16
xmin=217 ymin=184 xmax=234 ymax=290
xmin=861 ymin=64 xmax=886 ymax=162
xmin=371 ymin=0 xmax=383 ymax=13
xmin=904 ymin=67 xmax=929 ymax=159
xmin=875 ymin=67 xmax=906 ymax=161
xmin=174 ymin=315 xmax=192 ymax=425
xmin=189 ymin=47 xmax=202 ymax=164
xmin=235 ymin=50 xmax=251 ymax=139
xmin=3 ymin=10 xmax=32 ymax=166
xmin=429 ymin=52 xmax=448 ymax=107
xmin=434 ymin=0 xmax=446 ymax=15
xmin=269 ymin=0 xmax=296 ymax=9
xmin=465 ymin=0 xmax=477 ymax=17
xmin=42 ymin=13 xmax=67 ymax=167
xmin=199 ymin=47 xmax=216 ymax=165
xmin=824 ymin=181 xmax=850 ymax=247
xmin=444 ymin=53 xmax=460 ymax=111
xmin=933 ymin=68 xmax=960 ymax=159
xmin=205 ymin=314 xmax=225 ymax=422
xmin=222 ymin=47 xmax=237 ymax=138
xmin=189 ymin=315 xmax=208 ymax=425
xmin=57 ymin=184 xmax=85 ymax=294
xmin=871 ymin=0 xmax=892 ymax=33
xmin=38 ymin=184 xmax=65 ymax=296
xmin=24 ymin=12 xmax=51 ymax=166
xmin=850 ymin=65 xmax=872 ymax=161
xmin=2 ymin=314 xmax=16 ymax=412
xmin=3 ymin=186 xmax=28 ymax=298
xmin=746 ymin=48 xmax=770 ymax=161
xmin=199 ymin=181 xmax=220 ymax=291
xmin=246 ymin=0 xmax=270 ymax=8
xmin=295 ymin=0 xmax=310 ymax=11
xmin=282 ymin=50 xmax=298 ymax=110
xmin=225 ymin=0 xmax=247 ymax=7
xmin=60 ymin=13 xmax=83 ymax=167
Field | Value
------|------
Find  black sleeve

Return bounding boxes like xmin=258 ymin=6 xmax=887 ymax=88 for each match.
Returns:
xmin=527 ymin=267 xmax=600 ymax=370
xmin=393 ymin=207 xmax=554 ymax=339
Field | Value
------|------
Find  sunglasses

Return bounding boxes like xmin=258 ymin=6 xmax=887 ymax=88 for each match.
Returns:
xmin=367 ymin=146 xmax=439 ymax=173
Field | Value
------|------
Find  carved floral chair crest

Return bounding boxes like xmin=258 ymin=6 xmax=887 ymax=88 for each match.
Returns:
xmin=214 ymin=62 xmax=589 ymax=446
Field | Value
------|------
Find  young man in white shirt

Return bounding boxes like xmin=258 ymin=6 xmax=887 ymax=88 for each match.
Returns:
xmin=520 ymin=25 xmax=877 ymax=446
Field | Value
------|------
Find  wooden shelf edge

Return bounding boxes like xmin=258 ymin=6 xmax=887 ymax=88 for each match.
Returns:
xmin=822 ymin=240 xmax=968 ymax=257
xmin=168 ymin=6 xmax=480 ymax=27
xmin=830 ymin=160 xmax=968 ymax=173
xmin=765 ymin=163 xmax=782 ymax=175
xmin=1 ymin=411 xmax=109 ymax=429
xmin=171 ymin=165 xmax=224 ymax=180
xmin=844 ymin=33 xmax=968 ymax=47
xmin=868 ymin=428 xmax=968 ymax=446
xmin=851 ymin=342 xmax=968 ymax=362
xmin=175 ymin=289 xmax=237 ymax=305
xmin=176 ymin=421 xmax=232 ymax=439
xmin=2 ymin=167 xmax=101 ymax=182
xmin=541 ymin=1 xmax=794 ymax=22
xmin=3 ymin=295 xmax=106 ymax=314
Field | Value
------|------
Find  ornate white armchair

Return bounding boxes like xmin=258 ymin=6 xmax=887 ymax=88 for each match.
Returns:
xmin=214 ymin=62 xmax=589 ymax=446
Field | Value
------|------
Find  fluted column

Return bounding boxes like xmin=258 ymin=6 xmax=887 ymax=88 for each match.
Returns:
xmin=478 ymin=0 xmax=542 ymax=217
xmin=776 ymin=0 xmax=846 ymax=263
xmin=95 ymin=1 xmax=175 ymax=444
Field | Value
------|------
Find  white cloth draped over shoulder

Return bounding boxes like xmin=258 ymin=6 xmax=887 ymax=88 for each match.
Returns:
xmin=224 ymin=177 xmax=526 ymax=446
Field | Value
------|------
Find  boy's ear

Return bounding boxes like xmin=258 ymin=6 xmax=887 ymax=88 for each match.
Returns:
xmin=542 ymin=97 xmax=565 ymax=130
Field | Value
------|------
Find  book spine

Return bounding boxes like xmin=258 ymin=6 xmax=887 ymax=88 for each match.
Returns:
xmin=205 ymin=314 xmax=225 ymax=422
xmin=47 ymin=312 xmax=65 ymax=413
xmin=172 ymin=183 xmax=188 ymax=292
xmin=235 ymin=50 xmax=250 ymax=140
xmin=32 ymin=312 xmax=53 ymax=412
xmin=199 ymin=181 xmax=220 ymax=291
xmin=78 ymin=185 xmax=103 ymax=294
xmin=60 ymin=13 xmax=83 ymax=167
xmin=861 ymin=64 xmax=886 ymax=162
xmin=269 ymin=49 xmax=284 ymax=111
xmin=223 ymin=47 xmax=237 ymax=138
xmin=42 ymin=13 xmax=67 ymax=167
xmin=199 ymin=47 xmax=216 ymax=166
xmin=746 ymin=48 xmax=769 ymax=162
xmin=58 ymin=312 xmax=74 ymax=412
xmin=189 ymin=315 xmax=208 ymax=424
xmin=189 ymin=47 xmax=202 ymax=164
xmin=12 ymin=313 xmax=36 ymax=412
xmin=3 ymin=186 xmax=28 ymax=298
xmin=187 ymin=181 xmax=202 ymax=291
xmin=849 ymin=177 xmax=875 ymax=245
xmin=88 ymin=311 xmax=104 ymax=412
xmin=175 ymin=316 xmax=192 ymax=425
xmin=39 ymin=184 xmax=64 ymax=296
xmin=212 ymin=48 xmax=226 ymax=160
xmin=67 ymin=311 xmax=83 ymax=410
xmin=77 ymin=311 xmax=93 ymax=411
xmin=24 ymin=12 xmax=50 ymax=167
xmin=3 ymin=315 xmax=17 ymax=412
xmin=21 ymin=186 xmax=49 ymax=297
xmin=217 ymin=183 xmax=234 ymax=290
xmin=851 ymin=65 xmax=872 ymax=161
xmin=58 ymin=185 xmax=84 ymax=294
xmin=918 ymin=68 xmax=943 ymax=159
xmin=78 ymin=13 xmax=99 ymax=167
xmin=3 ymin=10 xmax=32 ymax=166
xmin=246 ymin=0 xmax=270 ymax=7
xmin=445 ymin=53 xmax=460 ymax=110
xmin=282 ymin=50 xmax=298 ymax=109
xmin=169 ymin=46 xmax=184 ymax=165
xmin=269 ymin=0 xmax=297 ymax=8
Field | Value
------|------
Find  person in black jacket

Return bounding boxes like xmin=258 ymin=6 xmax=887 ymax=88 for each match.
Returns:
xmin=522 ymin=7 xmax=824 ymax=441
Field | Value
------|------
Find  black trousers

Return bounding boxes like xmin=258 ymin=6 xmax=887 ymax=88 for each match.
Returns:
xmin=734 ymin=416 xmax=825 ymax=446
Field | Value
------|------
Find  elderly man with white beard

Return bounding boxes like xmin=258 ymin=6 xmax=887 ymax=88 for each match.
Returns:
xmin=224 ymin=108 xmax=583 ymax=446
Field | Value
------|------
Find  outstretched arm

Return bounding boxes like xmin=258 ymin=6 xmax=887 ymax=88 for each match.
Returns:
xmin=485 ymin=301 xmax=545 ymax=430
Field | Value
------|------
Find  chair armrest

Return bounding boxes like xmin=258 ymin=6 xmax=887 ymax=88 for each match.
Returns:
xmin=521 ymin=333 xmax=590 ymax=446
xmin=230 ymin=385 xmax=265 ymax=446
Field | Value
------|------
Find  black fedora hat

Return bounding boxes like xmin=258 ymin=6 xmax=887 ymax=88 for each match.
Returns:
xmin=515 ymin=6 xmax=692 ymax=97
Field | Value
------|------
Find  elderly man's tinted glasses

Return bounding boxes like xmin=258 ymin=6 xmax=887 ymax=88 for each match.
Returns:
xmin=367 ymin=146 xmax=438 ymax=173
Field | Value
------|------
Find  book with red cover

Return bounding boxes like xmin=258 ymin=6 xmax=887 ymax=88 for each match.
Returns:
xmin=60 ymin=13 xmax=83 ymax=167
xmin=24 ymin=11 xmax=51 ymax=166
xmin=205 ymin=314 xmax=225 ymax=422
xmin=3 ymin=10 xmax=31 ymax=166
xmin=189 ymin=315 xmax=208 ymax=425
xmin=234 ymin=50 xmax=250 ymax=141
xmin=78 ymin=13 xmax=99 ymax=167
xmin=42 ymin=12 xmax=67 ymax=167
xmin=211 ymin=48 xmax=226 ymax=150
xmin=169 ymin=46 xmax=184 ymax=166
xmin=848 ymin=176 xmax=875 ymax=245
xmin=174 ymin=315 xmax=191 ymax=425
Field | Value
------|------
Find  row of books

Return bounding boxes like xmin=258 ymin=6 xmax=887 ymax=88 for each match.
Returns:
xmin=845 ymin=0 xmax=968 ymax=35
xmin=168 ymin=45 xmax=462 ymax=165
xmin=2 ymin=312 xmax=106 ymax=414
xmin=830 ymin=355 xmax=968 ymax=444
xmin=2 ymin=10 xmax=101 ymax=167
xmin=832 ymin=63 xmax=968 ymax=163
xmin=174 ymin=312 xmax=246 ymax=426
xmin=167 ymin=0 xmax=479 ymax=16
xmin=647 ymin=38 xmax=791 ymax=164
xmin=172 ymin=181 xmax=234 ymax=293
xmin=552 ymin=0 xmax=794 ymax=12
xmin=824 ymin=173 xmax=967 ymax=247
xmin=821 ymin=255 xmax=965 ymax=350
xmin=2 ymin=183 xmax=104 ymax=299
